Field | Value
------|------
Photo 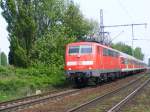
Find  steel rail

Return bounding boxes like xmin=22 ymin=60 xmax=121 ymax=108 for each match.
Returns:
xmin=0 ymin=89 xmax=80 ymax=112
xmin=67 ymin=75 xmax=146 ymax=112
xmin=0 ymin=90 xmax=58 ymax=107
xmin=107 ymin=78 xmax=150 ymax=112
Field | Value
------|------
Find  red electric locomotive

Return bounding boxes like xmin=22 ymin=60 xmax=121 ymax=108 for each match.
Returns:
xmin=64 ymin=41 xmax=147 ymax=86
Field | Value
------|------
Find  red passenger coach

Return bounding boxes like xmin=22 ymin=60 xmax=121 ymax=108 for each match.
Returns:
xmin=64 ymin=41 xmax=147 ymax=86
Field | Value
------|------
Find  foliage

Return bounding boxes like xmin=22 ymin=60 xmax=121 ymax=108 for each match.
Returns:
xmin=30 ymin=25 xmax=76 ymax=66
xmin=1 ymin=0 xmax=94 ymax=67
xmin=0 ymin=65 xmax=68 ymax=101
xmin=9 ymin=36 xmax=28 ymax=67
xmin=112 ymin=42 xmax=144 ymax=60
xmin=1 ymin=0 xmax=36 ymax=67
xmin=134 ymin=47 xmax=144 ymax=60
xmin=111 ymin=42 xmax=132 ymax=55
xmin=0 ymin=52 xmax=7 ymax=66
xmin=63 ymin=1 xmax=94 ymax=39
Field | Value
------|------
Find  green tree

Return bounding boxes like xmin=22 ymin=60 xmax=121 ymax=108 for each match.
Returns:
xmin=134 ymin=47 xmax=144 ymax=60
xmin=30 ymin=25 xmax=76 ymax=67
xmin=31 ymin=0 xmax=65 ymax=38
xmin=1 ymin=0 xmax=36 ymax=67
xmin=112 ymin=42 xmax=144 ymax=60
xmin=0 ymin=52 xmax=7 ymax=66
xmin=63 ymin=1 xmax=93 ymax=39
xmin=111 ymin=42 xmax=132 ymax=55
xmin=1 ymin=0 xmax=65 ymax=67
xmin=1 ymin=0 xmax=96 ymax=67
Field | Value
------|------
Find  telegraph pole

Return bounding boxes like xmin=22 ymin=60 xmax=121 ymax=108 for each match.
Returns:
xmin=99 ymin=9 xmax=104 ymax=42
xmin=103 ymin=23 xmax=147 ymax=56
xmin=99 ymin=9 xmax=110 ymax=45
xmin=131 ymin=24 xmax=134 ymax=56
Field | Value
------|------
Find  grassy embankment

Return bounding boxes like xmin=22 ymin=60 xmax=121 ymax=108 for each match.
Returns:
xmin=0 ymin=66 xmax=67 ymax=102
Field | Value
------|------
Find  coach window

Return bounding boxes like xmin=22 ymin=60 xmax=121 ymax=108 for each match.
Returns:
xmin=130 ymin=60 xmax=133 ymax=64
xmin=113 ymin=52 xmax=116 ymax=57
xmin=115 ymin=52 xmax=119 ymax=57
xmin=133 ymin=60 xmax=136 ymax=65
xmin=125 ymin=59 xmax=128 ymax=64
xmin=111 ymin=50 xmax=114 ymax=57
xmin=121 ymin=58 xmax=125 ymax=64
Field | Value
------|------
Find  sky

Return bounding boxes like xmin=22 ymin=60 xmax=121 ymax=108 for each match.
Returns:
xmin=0 ymin=0 xmax=150 ymax=63
xmin=73 ymin=0 xmax=150 ymax=63
xmin=0 ymin=8 xmax=9 ymax=56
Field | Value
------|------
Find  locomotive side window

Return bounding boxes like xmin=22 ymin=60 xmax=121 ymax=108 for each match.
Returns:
xmin=103 ymin=48 xmax=119 ymax=57
xmin=69 ymin=46 xmax=80 ymax=54
xmin=103 ymin=48 xmax=108 ymax=56
xmin=81 ymin=45 xmax=92 ymax=54
xmin=113 ymin=51 xmax=119 ymax=57
xmin=116 ymin=52 xmax=119 ymax=57
xmin=108 ymin=50 xmax=114 ymax=56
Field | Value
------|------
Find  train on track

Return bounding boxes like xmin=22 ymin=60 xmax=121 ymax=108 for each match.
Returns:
xmin=64 ymin=41 xmax=147 ymax=86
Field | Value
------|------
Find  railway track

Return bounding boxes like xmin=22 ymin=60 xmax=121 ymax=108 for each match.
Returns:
xmin=67 ymin=74 xmax=148 ymax=112
xmin=0 ymin=89 xmax=80 ymax=112
xmin=0 ymin=74 xmax=146 ymax=112
xmin=107 ymin=77 xmax=150 ymax=112
xmin=0 ymin=90 xmax=58 ymax=107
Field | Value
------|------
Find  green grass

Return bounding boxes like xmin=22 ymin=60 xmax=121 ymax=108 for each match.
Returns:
xmin=0 ymin=65 xmax=67 ymax=102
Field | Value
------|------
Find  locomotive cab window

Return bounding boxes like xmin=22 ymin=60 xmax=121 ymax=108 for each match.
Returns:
xmin=81 ymin=45 xmax=92 ymax=54
xmin=68 ymin=45 xmax=92 ymax=54
xmin=69 ymin=46 xmax=80 ymax=54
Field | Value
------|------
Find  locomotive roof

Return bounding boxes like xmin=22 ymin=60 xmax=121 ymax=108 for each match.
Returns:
xmin=67 ymin=41 xmax=112 ymax=49
xmin=67 ymin=41 xmax=145 ymax=64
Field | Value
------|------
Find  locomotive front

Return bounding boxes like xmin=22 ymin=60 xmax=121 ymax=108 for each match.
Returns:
xmin=65 ymin=42 xmax=96 ymax=84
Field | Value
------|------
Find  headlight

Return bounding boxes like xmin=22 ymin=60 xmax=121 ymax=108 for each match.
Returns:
xmin=89 ymin=67 xmax=92 ymax=70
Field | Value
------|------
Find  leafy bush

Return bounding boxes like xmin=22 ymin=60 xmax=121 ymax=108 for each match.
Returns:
xmin=0 ymin=64 xmax=68 ymax=101
xmin=30 ymin=25 xmax=76 ymax=66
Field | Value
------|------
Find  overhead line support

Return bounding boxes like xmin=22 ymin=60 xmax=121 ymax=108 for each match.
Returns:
xmin=103 ymin=23 xmax=147 ymax=56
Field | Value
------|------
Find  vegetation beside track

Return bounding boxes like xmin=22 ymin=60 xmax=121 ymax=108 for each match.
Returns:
xmin=0 ymin=66 xmax=68 ymax=101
